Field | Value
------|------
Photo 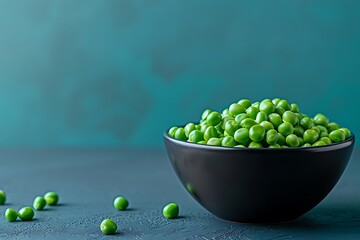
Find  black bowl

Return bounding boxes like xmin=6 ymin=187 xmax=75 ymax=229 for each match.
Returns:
xmin=164 ymin=132 xmax=355 ymax=223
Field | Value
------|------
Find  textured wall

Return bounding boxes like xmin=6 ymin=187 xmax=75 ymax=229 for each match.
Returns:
xmin=0 ymin=0 xmax=359 ymax=147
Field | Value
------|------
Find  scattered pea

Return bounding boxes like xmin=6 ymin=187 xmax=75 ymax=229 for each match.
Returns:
xmin=163 ymin=203 xmax=179 ymax=219
xmin=5 ymin=208 xmax=18 ymax=222
xmin=100 ymin=218 xmax=117 ymax=235
xmin=33 ymin=196 xmax=46 ymax=210
xmin=18 ymin=207 xmax=34 ymax=221
xmin=329 ymin=129 xmax=345 ymax=143
xmin=44 ymin=192 xmax=59 ymax=206
xmin=114 ymin=196 xmax=129 ymax=211
xmin=0 ymin=190 xmax=5 ymax=205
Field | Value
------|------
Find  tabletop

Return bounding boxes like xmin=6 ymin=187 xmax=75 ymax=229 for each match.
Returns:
xmin=0 ymin=148 xmax=359 ymax=240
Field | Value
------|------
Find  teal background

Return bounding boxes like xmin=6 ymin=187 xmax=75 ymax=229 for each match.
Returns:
xmin=0 ymin=0 xmax=359 ymax=147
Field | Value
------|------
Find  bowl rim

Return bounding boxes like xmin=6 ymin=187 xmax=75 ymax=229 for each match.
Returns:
xmin=164 ymin=131 xmax=355 ymax=152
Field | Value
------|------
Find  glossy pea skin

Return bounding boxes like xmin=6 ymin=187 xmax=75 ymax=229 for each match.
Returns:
xmin=33 ymin=196 xmax=46 ymax=210
xmin=246 ymin=107 xmax=259 ymax=120
xmin=198 ymin=140 xmax=206 ymax=144
xmin=293 ymin=125 xmax=305 ymax=137
xmin=298 ymin=137 xmax=304 ymax=146
xmin=268 ymin=113 xmax=282 ymax=128
xmin=311 ymin=126 xmax=320 ymax=134
xmin=225 ymin=120 xmax=239 ymax=137
xmin=206 ymin=112 xmax=222 ymax=126
xmin=303 ymin=143 xmax=312 ymax=147
xmin=100 ymin=219 xmax=117 ymax=235
xmin=303 ymin=129 xmax=319 ymax=144
xmin=259 ymin=121 xmax=274 ymax=131
xmin=259 ymin=101 xmax=275 ymax=116
xmin=320 ymin=137 xmax=332 ymax=145
xmin=207 ymin=137 xmax=222 ymax=146
xmin=277 ymin=133 xmax=286 ymax=145
xmin=174 ymin=128 xmax=187 ymax=141
xmin=235 ymin=113 xmax=247 ymax=123
xmin=266 ymin=129 xmax=279 ymax=145
xmin=316 ymin=125 xmax=328 ymax=133
xmin=278 ymin=122 xmax=294 ymax=136
xmin=234 ymin=128 xmax=250 ymax=145
xmin=275 ymin=106 xmax=285 ymax=116
xmin=114 ymin=196 xmax=129 ymax=211
xmin=329 ymin=129 xmax=345 ymax=143
xmin=327 ymin=122 xmax=340 ymax=132
xmin=44 ymin=192 xmax=59 ymax=206
xmin=222 ymin=136 xmax=237 ymax=147
xmin=0 ymin=190 xmax=5 ymax=205
xmin=291 ymin=103 xmax=300 ymax=113
xmin=313 ymin=141 xmax=326 ymax=147
xmin=201 ymin=109 xmax=212 ymax=120
xmin=320 ymin=131 xmax=329 ymax=138
xmin=314 ymin=113 xmax=329 ymax=126
xmin=5 ymin=208 xmax=18 ymax=222
xmin=204 ymin=126 xmax=218 ymax=141
xmin=240 ymin=118 xmax=257 ymax=129
xmin=222 ymin=109 xmax=230 ymax=117
xmin=229 ymin=103 xmax=246 ymax=116
xmin=255 ymin=111 xmax=267 ymax=124
xmin=300 ymin=117 xmax=314 ymax=130
xmin=184 ymin=123 xmax=196 ymax=137
xmin=248 ymin=141 xmax=263 ymax=148
xmin=168 ymin=127 xmax=178 ymax=137
xmin=286 ymin=134 xmax=299 ymax=147
xmin=188 ymin=130 xmax=204 ymax=143
xmin=272 ymin=98 xmax=281 ymax=105
xmin=269 ymin=143 xmax=281 ymax=148
xmin=252 ymin=102 xmax=260 ymax=109
xmin=282 ymin=111 xmax=298 ymax=125
xmin=249 ymin=125 xmax=265 ymax=142
xmin=238 ymin=99 xmax=252 ymax=108
xmin=18 ymin=207 xmax=34 ymax=221
xmin=340 ymin=128 xmax=351 ymax=139
xmin=163 ymin=203 xmax=179 ymax=219
xmin=277 ymin=100 xmax=291 ymax=111
xmin=221 ymin=116 xmax=234 ymax=129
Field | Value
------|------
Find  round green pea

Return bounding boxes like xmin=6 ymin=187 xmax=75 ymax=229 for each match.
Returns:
xmin=269 ymin=143 xmax=281 ymax=148
xmin=249 ymin=125 xmax=265 ymax=142
xmin=259 ymin=121 xmax=274 ymax=131
xmin=44 ymin=192 xmax=59 ymax=206
xmin=174 ymin=128 xmax=187 ymax=141
xmin=320 ymin=137 xmax=332 ymax=145
xmin=0 ymin=190 xmax=5 ymax=205
xmin=240 ymin=118 xmax=257 ymax=129
xmin=221 ymin=116 xmax=234 ymax=129
xmin=313 ymin=141 xmax=326 ymax=147
xmin=316 ymin=125 xmax=328 ymax=133
xmin=198 ymin=140 xmax=206 ymax=144
xmin=298 ymin=137 xmax=304 ymax=146
xmin=204 ymin=126 xmax=218 ymax=141
xmin=18 ymin=207 xmax=34 ymax=221
xmin=339 ymin=128 xmax=351 ymax=139
xmin=303 ymin=129 xmax=319 ymax=144
xmin=275 ymin=106 xmax=285 ymax=116
xmin=238 ymin=99 xmax=252 ymax=108
xmin=168 ymin=127 xmax=178 ymax=137
xmin=272 ymin=98 xmax=281 ymax=105
xmin=33 ymin=196 xmax=46 ymax=210
xmin=329 ymin=129 xmax=345 ymax=143
xmin=278 ymin=122 xmax=294 ymax=136
xmin=5 ymin=208 xmax=17 ymax=222
xmin=291 ymin=103 xmax=300 ymax=113
xmin=225 ymin=120 xmax=239 ymax=137
xmin=206 ymin=112 xmax=222 ymax=126
xmin=234 ymin=113 xmax=247 ymax=123
xmin=259 ymin=101 xmax=275 ymax=115
xmin=314 ymin=113 xmax=329 ymax=126
xmin=320 ymin=131 xmax=329 ymax=138
xmin=221 ymin=136 xmax=237 ymax=147
xmin=311 ymin=126 xmax=321 ymax=134
xmin=327 ymin=122 xmax=340 ymax=132
xmin=229 ymin=103 xmax=246 ymax=116
xmin=268 ymin=113 xmax=282 ymax=128
xmin=277 ymin=100 xmax=291 ymax=111
xmin=246 ymin=106 xmax=259 ymax=120
xmin=201 ymin=109 xmax=212 ymax=120
xmin=207 ymin=137 xmax=222 ymax=146
xmin=266 ymin=129 xmax=279 ymax=145
xmin=188 ymin=130 xmax=204 ymax=143
xmin=114 ymin=196 xmax=129 ymax=211
xmin=283 ymin=111 xmax=298 ymax=125
xmin=293 ymin=125 xmax=305 ymax=137
xmin=184 ymin=123 xmax=196 ymax=137
xmin=302 ymin=143 xmax=312 ymax=147
xmin=100 ymin=218 xmax=117 ymax=235
xmin=234 ymin=128 xmax=250 ymax=145
xmin=163 ymin=203 xmax=179 ymax=219
xmin=300 ymin=117 xmax=314 ymax=129
xmin=252 ymin=101 xmax=260 ymax=108
xmin=222 ymin=109 xmax=230 ymax=117
xmin=277 ymin=133 xmax=286 ymax=145
xmin=255 ymin=111 xmax=268 ymax=124
xmin=286 ymin=134 xmax=299 ymax=147
xmin=248 ymin=141 xmax=263 ymax=148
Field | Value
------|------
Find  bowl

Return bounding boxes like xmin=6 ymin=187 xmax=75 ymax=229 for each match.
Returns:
xmin=164 ymin=132 xmax=355 ymax=223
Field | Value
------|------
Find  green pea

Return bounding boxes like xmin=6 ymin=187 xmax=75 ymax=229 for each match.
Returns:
xmin=291 ymin=103 xmax=300 ymax=113
xmin=18 ymin=207 xmax=34 ymax=221
xmin=33 ymin=196 xmax=46 ymax=210
xmin=184 ymin=123 xmax=196 ymax=137
xmin=259 ymin=101 xmax=275 ymax=115
xmin=249 ymin=125 xmax=265 ymax=142
xmin=235 ymin=113 xmax=247 ymax=123
xmin=326 ymin=122 xmax=340 ymax=132
xmin=238 ymin=99 xmax=252 ymax=108
xmin=168 ymin=127 xmax=178 ymax=137
xmin=174 ymin=128 xmax=187 ymax=141
xmin=282 ymin=111 xmax=298 ymax=125
xmin=303 ymin=129 xmax=319 ymax=144
xmin=293 ymin=125 xmax=304 ymax=137
xmin=259 ymin=121 xmax=274 ymax=131
xmin=221 ymin=116 xmax=234 ymax=129
xmin=198 ymin=140 xmax=206 ymax=144
xmin=302 ymin=143 xmax=312 ymax=147
xmin=255 ymin=111 xmax=268 ymax=124
xmin=235 ymin=145 xmax=246 ymax=148
xmin=188 ymin=130 xmax=204 ymax=143
xmin=300 ymin=117 xmax=314 ymax=130
xmin=221 ymin=136 xmax=237 ymax=147
xmin=266 ymin=129 xmax=279 ymax=145
xmin=314 ymin=113 xmax=329 ymax=126
xmin=311 ymin=126 xmax=320 ymax=134
xmin=163 ymin=203 xmax=179 ymax=219
xmin=234 ymin=128 xmax=250 ymax=145
xmin=278 ymin=122 xmax=294 ymax=136
xmin=295 ymin=113 xmax=303 ymax=122
xmin=313 ymin=141 xmax=326 ymax=147
xmin=201 ymin=109 xmax=212 ymax=120
xmin=240 ymin=118 xmax=257 ymax=129
xmin=113 ymin=196 xmax=129 ymax=210
xmin=248 ymin=141 xmax=263 ymax=148
xmin=275 ymin=106 xmax=285 ymax=116
xmin=225 ymin=120 xmax=239 ymax=136
xmin=269 ymin=143 xmax=281 ymax=148
xmin=277 ymin=100 xmax=291 ymax=111
xmin=246 ymin=106 xmax=259 ymax=120
xmin=195 ymin=124 xmax=201 ymax=130
xmin=200 ymin=124 xmax=208 ymax=133
xmin=222 ymin=109 xmax=230 ymax=117
xmin=329 ymin=129 xmax=345 ymax=143
xmin=320 ymin=137 xmax=332 ymax=145
xmin=268 ymin=113 xmax=282 ymax=128
xmin=44 ymin=192 xmax=59 ymax=206
xmin=286 ymin=134 xmax=299 ymax=147
xmin=316 ymin=125 xmax=328 ymax=133
xmin=206 ymin=112 xmax=222 ymax=126
xmin=272 ymin=98 xmax=281 ymax=105
xmin=100 ymin=218 xmax=117 ymax=235
xmin=298 ymin=137 xmax=304 ymax=146
xmin=0 ymin=190 xmax=5 ymax=205
xmin=252 ymin=101 xmax=260 ymax=109
xmin=339 ymin=128 xmax=351 ymax=139
xmin=277 ymin=133 xmax=286 ymax=145
xmin=320 ymin=132 xmax=329 ymax=138
xmin=229 ymin=103 xmax=246 ymax=116
xmin=5 ymin=208 xmax=17 ymax=222
xmin=204 ymin=126 xmax=218 ymax=141
xmin=207 ymin=137 xmax=222 ymax=146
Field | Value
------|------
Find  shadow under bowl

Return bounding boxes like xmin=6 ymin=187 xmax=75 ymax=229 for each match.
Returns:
xmin=164 ymin=133 xmax=355 ymax=223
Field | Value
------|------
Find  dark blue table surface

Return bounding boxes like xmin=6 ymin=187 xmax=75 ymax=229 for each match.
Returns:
xmin=0 ymin=148 xmax=359 ymax=239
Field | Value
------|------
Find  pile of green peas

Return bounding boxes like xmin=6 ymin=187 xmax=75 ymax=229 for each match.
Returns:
xmin=168 ymin=98 xmax=352 ymax=148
